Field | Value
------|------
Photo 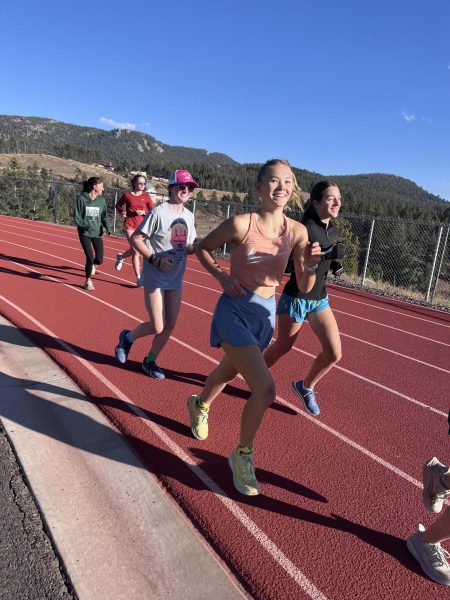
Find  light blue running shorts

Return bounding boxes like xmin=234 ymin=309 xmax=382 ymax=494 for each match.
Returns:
xmin=276 ymin=293 xmax=330 ymax=323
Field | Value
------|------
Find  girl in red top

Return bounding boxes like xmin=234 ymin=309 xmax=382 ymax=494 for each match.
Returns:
xmin=115 ymin=174 xmax=154 ymax=285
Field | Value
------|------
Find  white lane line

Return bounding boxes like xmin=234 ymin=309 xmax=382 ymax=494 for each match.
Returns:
xmin=180 ymin=302 xmax=448 ymax=418
xmin=0 ymin=291 xmax=328 ymax=600
xmin=332 ymin=308 xmax=450 ymax=347
xmin=3 ymin=218 xmax=450 ymax=329
xmin=2 ymin=244 xmax=449 ymax=413
xmin=328 ymin=289 xmax=450 ymax=328
xmin=183 ymin=282 xmax=450 ymax=373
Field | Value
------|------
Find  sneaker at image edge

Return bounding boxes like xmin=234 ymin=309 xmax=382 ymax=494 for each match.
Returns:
xmin=187 ymin=395 xmax=208 ymax=441
xmin=292 ymin=380 xmax=320 ymax=416
xmin=423 ymin=457 xmax=450 ymax=513
xmin=228 ymin=450 xmax=260 ymax=496
xmin=406 ymin=524 xmax=450 ymax=586
xmin=83 ymin=280 xmax=94 ymax=291
xmin=115 ymin=253 xmax=124 ymax=271
xmin=115 ymin=330 xmax=132 ymax=364
xmin=141 ymin=359 xmax=165 ymax=379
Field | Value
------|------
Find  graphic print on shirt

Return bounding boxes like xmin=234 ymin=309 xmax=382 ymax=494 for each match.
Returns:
xmin=169 ymin=217 xmax=188 ymax=263
xmin=85 ymin=205 xmax=100 ymax=218
xmin=245 ymin=243 xmax=290 ymax=264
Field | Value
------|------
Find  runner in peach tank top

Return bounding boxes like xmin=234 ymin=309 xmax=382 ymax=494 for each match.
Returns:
xmin=230 ymin=212 xmax=294 ymax=290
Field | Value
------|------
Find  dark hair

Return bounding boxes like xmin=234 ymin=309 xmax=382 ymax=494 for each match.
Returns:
xmin=82 ymin=176 xmax=103 ymax=193
xmin=303 ymin=181 xmax=339 ymax=211
xmin=256 ymin=159 xmax=302 ymax=208
xmin=131 ymin=174 xmax=147 ymax=191
xmin=309 ymin=181 xmax=339 ymax=203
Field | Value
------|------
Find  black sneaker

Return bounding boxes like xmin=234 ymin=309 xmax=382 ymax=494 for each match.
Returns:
xmin=115 ymin=330 xmax=132 ymax=364
xmin=142 ymin=359 xmax=165 ymax=379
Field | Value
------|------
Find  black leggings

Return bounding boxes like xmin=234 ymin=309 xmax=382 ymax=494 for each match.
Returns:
xmin=78 ymin=232 xmax=104 ymax=278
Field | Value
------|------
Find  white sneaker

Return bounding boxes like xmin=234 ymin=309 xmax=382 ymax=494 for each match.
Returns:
xmin=91 ymin=265 xmax=96 ymax=276
xmin=83 ymin=280 xmax=94 ymax=291
xmin=423 ymin=457 xmax=450 ymax=513
xmin=407 ymin=524 xmax=450 ymax=586
xmin=115 ymin=253 xmax=124 ymax=271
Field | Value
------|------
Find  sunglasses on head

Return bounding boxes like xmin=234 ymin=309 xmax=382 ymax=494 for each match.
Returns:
xmin=178 ymin=184 xmax=195 ymax=192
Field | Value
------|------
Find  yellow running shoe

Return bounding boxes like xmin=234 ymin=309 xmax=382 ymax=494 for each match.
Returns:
xmin=187 ymin=395 xmax=208 ymax=440
xmin=228 ymin=449 xmax=261 ymax=496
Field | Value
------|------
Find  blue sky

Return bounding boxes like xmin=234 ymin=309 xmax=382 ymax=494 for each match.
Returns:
xmin=1 ymin=0 xmax=449 ymax=200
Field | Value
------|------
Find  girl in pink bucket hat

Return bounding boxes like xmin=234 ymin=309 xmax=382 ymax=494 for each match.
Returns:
xmin=114 ymin=169 xmax=199 ymax=379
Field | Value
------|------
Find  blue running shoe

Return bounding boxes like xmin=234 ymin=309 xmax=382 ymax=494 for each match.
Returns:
xmin=115 ymin=330 xmax=132 ymax=364
xmin=292 ymin=380 xmax=320 ymax=416
xmin=142 ymin=359 xmax=165 ymax=379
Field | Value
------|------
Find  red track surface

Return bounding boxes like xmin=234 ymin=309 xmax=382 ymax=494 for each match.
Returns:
xmin=1 ymin=215 xmax=449 ymax=599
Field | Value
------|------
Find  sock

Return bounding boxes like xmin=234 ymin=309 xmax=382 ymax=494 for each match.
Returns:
xmin=146 ymin=351 xmax=158 ymax=363
xmin=237 ymin=444 xmax=253 ymax=455
xmin=125 ymin=331 xmax=133 ymax=344
xmin=197 ymin=398 xmax=209 ymax=412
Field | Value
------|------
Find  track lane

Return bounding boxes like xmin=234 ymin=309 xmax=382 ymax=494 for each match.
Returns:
xmin=1 ymin=216 xmax=449 ymax=598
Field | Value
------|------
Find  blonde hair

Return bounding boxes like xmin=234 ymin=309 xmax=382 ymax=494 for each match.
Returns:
xmin=256 ymin=159 xmax=303 ymax=209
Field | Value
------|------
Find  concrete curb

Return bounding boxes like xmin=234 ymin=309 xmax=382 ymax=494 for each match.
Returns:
xmin=0 ymin=315 xmax=246 ymax=599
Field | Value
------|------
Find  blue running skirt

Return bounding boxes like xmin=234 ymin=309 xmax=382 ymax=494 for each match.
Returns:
xmin=211 ymin=290 xmax=276 ymax=351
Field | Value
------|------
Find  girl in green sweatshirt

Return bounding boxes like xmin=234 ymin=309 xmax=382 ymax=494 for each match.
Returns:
xmin=73 ymin=177 xmax=110 ymax=291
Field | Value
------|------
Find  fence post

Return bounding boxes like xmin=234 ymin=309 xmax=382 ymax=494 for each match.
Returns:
xmin=53 ymin=183 xmax=58 ymax=224
xmin=430 ymin=225 xmax=448 ymax=303
xmin=222 ymin=203 xmax=231 ymax=257
xmin=425 ymin=225 xmax=443 ymax=303
xmin=361 ymin=218 xmax=375 ymax=287
xmin=113 ymin=190 xmax=117 ymax=234
xmin=23 ymin=178 xmax=29 ymax=219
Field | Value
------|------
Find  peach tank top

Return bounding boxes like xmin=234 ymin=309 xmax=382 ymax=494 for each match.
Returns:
xmin=230 ymin=212 xmax=294 ymax=289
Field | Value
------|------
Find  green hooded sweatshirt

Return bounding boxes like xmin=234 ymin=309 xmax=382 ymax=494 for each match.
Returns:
xmin=74 ymin=192 xmax=110 ymax=238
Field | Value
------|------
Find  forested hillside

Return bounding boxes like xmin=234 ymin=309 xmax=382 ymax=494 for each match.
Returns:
xmin=0 ymin=115 xmax=449 ymax=222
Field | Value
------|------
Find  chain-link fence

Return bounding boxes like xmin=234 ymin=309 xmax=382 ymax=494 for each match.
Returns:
xmin=1 ymin=175 xmax=449 ymax=309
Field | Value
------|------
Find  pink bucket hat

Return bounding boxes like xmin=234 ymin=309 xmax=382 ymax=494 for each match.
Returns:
xmin=168 ymin=169 xmax=199 ymax=189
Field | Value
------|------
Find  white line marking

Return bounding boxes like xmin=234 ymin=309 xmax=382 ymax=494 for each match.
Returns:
xmin=0 ymin=292 xmax=328 ymax=600
xmin=328 ymin=289 xmax=450 ymax=328
xmin=2 ymin=246 xmax=448 ymax=414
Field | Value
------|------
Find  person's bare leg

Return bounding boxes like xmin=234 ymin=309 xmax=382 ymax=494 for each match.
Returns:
xmin=149 ymin=289 xmax=182 ymax=356
xmin=130 ymin=288 xmax=164 ymax=341
xmin=264 ymin=313 xmax=302 ymax=368
xmin=303 ymin=308 xmax=341 ymax=389
xmin=422 ymin=506 xmax=450 ymax=545
xmin=199 ymin=356 xmax=238 ymax=405
xmin=221 ymin=343 xmax=275 ymax=447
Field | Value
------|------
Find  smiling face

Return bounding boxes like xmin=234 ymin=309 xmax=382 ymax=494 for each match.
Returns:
xmin=313 ymin=185 xmax=341 ymax=221
xmin=257 ymin=163 xmax=295 ymax=209
xmin=133 ymin=177 xmax=147 ymax=192
xmin=169 ymin=184 xmax=195 ymax=204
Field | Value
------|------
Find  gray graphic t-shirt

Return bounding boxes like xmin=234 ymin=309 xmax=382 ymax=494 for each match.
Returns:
xmin=138 ymin=201 xmax=197 ymax=290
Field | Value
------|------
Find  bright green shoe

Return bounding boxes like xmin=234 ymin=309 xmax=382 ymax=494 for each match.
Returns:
xmin=228 ymin=449 xmax=261 ymax=496
xmin=187 ymin=395 xmax=209 ymax=440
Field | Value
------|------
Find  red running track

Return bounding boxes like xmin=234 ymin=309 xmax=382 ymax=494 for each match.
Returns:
xmin=1 ymin=215 xmax=449 ymax=599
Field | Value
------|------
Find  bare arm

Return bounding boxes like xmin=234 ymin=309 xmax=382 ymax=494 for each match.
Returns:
xmin=196 ymin=215 xmax=249 ymax=296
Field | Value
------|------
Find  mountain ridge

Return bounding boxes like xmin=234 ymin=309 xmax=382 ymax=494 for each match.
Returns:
xmin=0 ymin=115 xmax=448 ymax=221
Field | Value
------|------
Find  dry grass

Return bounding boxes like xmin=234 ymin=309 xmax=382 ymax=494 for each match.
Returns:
xmin=0 ymin=154 xmax=129 ymax=187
